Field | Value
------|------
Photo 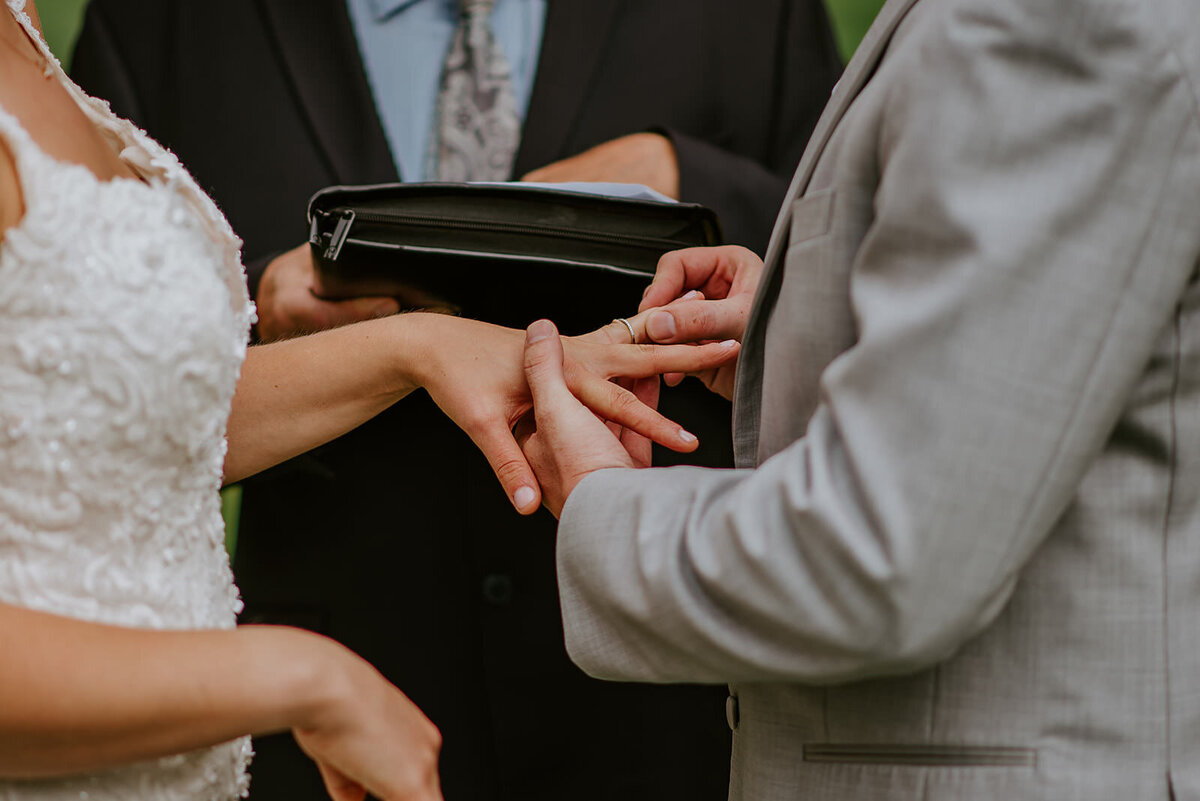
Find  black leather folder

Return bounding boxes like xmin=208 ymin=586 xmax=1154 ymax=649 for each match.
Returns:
xmin=308 ymin=182 xmax=722 ymax=334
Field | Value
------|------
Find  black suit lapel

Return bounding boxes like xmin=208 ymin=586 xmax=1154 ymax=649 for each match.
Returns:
xmin=512 ymin=0 xmax=624 ymax=175
xmin=254 ymin=0 xmax=398 ymax=184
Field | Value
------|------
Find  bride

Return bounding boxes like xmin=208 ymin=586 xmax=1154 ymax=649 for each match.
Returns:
xmin=0 ymin=2 xmax=736 ymax=799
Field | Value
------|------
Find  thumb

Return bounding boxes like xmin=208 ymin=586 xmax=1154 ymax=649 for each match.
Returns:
xmin=643 ymin=297 xmax=748 ymax=344
xmin=523 ymin=319 xmax=573 ymax=412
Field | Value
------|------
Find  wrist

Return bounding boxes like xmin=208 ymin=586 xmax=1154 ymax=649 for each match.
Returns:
xmin=239 ymin=626 xmax=352 ymax=735
xmin=386 ymin=311 xmax=441 ymax=395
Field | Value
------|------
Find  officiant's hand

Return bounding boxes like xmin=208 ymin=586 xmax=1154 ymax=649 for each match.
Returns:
xmin=520 ymin=132 xmax=680 ymax=200
xmin=638 ymin=245 xmax=765 ymax=399
xmin=407 ymin=314 xmax=738 ymax=515
xmin=256 ymin=246 xmax=401 ymax=342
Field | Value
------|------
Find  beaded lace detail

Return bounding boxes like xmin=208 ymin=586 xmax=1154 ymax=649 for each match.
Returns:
xmin=0 ymin=1 xmax=256 ymax=798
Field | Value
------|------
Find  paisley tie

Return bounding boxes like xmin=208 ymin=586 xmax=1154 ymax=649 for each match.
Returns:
xmin=429 ymin=0 xmax=521 ymax=181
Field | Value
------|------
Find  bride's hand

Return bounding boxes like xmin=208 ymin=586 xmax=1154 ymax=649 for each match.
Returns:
xmin=288 ymin=632 xmax=442 ymax=801
xmin=404 ymin=313 xmax=739 ymax=514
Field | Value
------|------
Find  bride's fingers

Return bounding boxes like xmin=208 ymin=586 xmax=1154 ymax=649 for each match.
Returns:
xmin=591 ymin=339 xmax=739 ymax=380
xmin=620 ymin=376 xmax=659 ymax=466
xmin=571 ymin=372 xmax=698 ymax=453
xmin=465 ymin=418 xmax=542 ymax=515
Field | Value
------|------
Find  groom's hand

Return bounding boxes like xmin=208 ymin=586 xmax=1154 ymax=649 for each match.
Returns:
xmin=638 ymin=245 xmax=765 ymax=399
xmin=519 ymin=320 xmax=637 ymax=518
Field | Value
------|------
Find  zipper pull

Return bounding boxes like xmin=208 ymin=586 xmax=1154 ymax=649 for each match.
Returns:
xmin=323 ymin=209 xmax=356 ymax=262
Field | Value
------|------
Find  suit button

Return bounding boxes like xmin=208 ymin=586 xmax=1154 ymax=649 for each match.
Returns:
xmin=482 ymin=573 xmax=514 ymax=606
xmin=726 ymin=694 xmax=740 ymax=731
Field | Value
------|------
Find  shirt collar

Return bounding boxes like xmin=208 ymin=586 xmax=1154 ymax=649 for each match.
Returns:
xmin=366 ymin=0 xmax=425 ymax=22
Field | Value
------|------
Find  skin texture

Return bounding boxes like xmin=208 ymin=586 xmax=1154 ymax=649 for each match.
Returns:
xmin=0 ymin=5 xmax=736 ymax=794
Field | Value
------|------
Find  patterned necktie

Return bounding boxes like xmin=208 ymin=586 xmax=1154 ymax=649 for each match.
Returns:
xmin=429 ymin=0 xmax=521 ymax=181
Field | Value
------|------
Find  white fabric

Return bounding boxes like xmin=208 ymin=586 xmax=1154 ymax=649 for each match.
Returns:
xmin=0 ymin=1 xmax=255 ymax=798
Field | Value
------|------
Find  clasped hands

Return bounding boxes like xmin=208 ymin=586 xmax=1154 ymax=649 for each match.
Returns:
xmin=516 ymin=245 xmax=764 ymax=516
xmin=258 ymin=242 xmax=763 ymax=518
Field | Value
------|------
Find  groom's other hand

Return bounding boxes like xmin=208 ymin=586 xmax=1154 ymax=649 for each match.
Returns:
xmin=638 ymin=246 xmax=765 ymax=399
xmin=520 ymin=320 xmax=637 ymax=518
xmin=256 ymin=245 xmax=400 ymax=342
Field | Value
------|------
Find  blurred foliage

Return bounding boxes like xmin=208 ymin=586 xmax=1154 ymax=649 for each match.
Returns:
xmin=36 ymin=0 xmax=88 ymax=66
xmin=825 ymin=0 xmax=887 ymax=61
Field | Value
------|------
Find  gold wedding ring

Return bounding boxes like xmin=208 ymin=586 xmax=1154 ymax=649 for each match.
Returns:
xmin=613 ymin=317 xmax=637 ymax=344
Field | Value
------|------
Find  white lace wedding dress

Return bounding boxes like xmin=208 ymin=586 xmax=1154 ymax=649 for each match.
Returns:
xmin=0 ymin=1 xmax=255 ymax=798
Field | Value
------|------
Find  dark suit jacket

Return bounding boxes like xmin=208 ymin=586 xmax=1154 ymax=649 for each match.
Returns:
xmin=71 ymin=3 xmax=840 ymax=800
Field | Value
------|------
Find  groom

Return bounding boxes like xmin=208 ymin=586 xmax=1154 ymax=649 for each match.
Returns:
xmin=519 ymin=0 xmax=1200 ymax=798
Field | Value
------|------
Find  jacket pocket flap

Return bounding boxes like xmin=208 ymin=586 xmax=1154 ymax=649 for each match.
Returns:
xmin=789 ymin=189 xmax=835 ymax=245
xmin=803 ymin=743 xmax=1035 ymax=767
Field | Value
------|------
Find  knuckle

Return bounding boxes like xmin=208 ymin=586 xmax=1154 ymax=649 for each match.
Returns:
xmin=496 ymin=458 xmax=527 ymax=481
xmin=493 ymin=455 xmax=530 ymax=485
xmin=610 ymin=387 xmax=644 ymax=417
xmin=522 ymin=345 xmax=550 ymax=373
xmin=460 ymin=405 xmax=492 ymax=432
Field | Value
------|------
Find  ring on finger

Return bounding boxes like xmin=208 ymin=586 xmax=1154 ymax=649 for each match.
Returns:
xmin=613 ymin=317 xmax=637 ymax=344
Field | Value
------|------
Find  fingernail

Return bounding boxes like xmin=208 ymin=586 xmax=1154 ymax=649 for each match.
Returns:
xmin=646 ymin=311 xmax=677 ymax=341
xmin=720 ymin=339 xmax=738 ymax=348
xmin=642 ymin=284 xmax=654 ymax=298
xmin=513 ymin=486 xmax=537 ymax=510
xmin=526 ymin=320 xmax=555 ymax=344
xmin=678 ymin=430 xmax=698 ymax=445
xmin=682 ymin=290 xmax=704 ymax=301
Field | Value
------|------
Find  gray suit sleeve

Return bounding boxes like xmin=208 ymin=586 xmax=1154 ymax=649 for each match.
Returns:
xmin=557 ymin=0 xmax=1200 ymax=686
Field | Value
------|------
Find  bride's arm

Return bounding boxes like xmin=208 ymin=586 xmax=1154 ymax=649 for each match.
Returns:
xmin=224 ymin=313 xmax=422 ymax=485
xmin=0 ymin=602 xmax=441 ymax=799
xmin=223 ymin=309 xmax=737 ymax=512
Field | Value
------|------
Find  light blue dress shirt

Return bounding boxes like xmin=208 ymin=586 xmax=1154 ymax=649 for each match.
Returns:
xmin=346 ymin=0 xmax=547 ymax=181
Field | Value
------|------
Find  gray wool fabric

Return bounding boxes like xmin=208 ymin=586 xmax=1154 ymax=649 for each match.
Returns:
xmin=555 ymin=0 xmax=1200 ymax=798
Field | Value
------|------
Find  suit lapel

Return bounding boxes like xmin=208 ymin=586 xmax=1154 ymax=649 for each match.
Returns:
xmin=733 ymin=0 xmax=923 ymax=466
xmin=511 ymin=0 xmax=624 ymax=175
xmin=254 ymin=0 xmax=398 ymax=184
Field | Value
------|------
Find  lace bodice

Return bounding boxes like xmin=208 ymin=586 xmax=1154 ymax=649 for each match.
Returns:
xmin=0 ymin=2 xmax=255 ymax=798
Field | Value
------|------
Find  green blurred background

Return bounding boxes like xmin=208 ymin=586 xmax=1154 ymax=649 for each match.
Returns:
xmin=35 ymin=0 xmax=886 ymax=551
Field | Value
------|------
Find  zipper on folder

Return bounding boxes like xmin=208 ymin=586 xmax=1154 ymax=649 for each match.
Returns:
xmin=323 ymin=209 xmax=356 ymax=262
xmin=316 ymin=207 xmax=688 ymax=260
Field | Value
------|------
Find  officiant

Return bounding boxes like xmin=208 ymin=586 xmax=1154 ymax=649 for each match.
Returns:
xmin=71 ymin=1 xmax=841 ymax=798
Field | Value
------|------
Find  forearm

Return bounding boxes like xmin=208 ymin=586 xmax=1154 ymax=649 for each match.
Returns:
xmin=0 ymin=603 xmax=334 ymax=778
xmin=224 ymin=313 xmax=427 ymax=483
xmin=558 ymin=0 xmax=1199 ymax=687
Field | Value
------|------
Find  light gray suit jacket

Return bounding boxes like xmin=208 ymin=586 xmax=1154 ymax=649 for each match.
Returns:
xmin=556 ymin=0 xmax=1200 ymax=798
